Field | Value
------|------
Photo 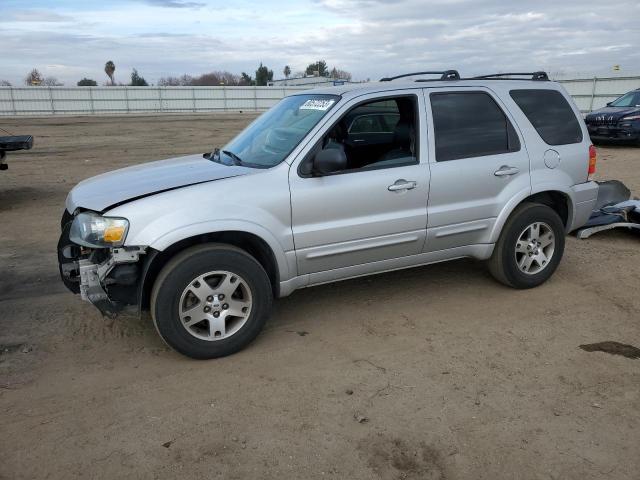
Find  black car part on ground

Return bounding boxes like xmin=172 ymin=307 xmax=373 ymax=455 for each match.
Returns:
xmin=0 ymin=135 xmax=33 ymax=170
xmin=576 ymin=180 xmax=640 ymax=239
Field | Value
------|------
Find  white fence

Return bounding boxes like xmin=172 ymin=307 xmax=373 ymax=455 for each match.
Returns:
xmin=1 ymin=76 xmax=639 ymax=116
xmin=558 ymin=76 xmax=640 ymax=113
xmin=0 ymin=86 xmax=307 ymax=116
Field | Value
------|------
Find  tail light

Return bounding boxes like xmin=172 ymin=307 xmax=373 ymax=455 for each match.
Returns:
xmin=588 ymin=145 xmax=597 ymax=178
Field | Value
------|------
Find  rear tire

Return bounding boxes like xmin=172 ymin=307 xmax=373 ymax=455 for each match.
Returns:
xmin=151 ymin=244 xmax=272 ymax=359
xmin=487 ymin=202 xmax=565 ymax=289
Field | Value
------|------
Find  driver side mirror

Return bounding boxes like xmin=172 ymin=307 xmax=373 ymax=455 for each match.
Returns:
xmin=311 ymin=148 xmax=347 ymax=176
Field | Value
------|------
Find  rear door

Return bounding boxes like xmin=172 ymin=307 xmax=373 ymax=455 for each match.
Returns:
xmin=424 ymin=88 xmax=531 ymax=252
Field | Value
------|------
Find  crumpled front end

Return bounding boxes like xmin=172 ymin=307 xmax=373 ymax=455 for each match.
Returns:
xmin=58 ymin=210 xmax=147 ymax=317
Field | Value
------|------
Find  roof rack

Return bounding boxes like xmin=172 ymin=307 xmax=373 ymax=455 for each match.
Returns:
xmin=469 ymin=71 xmax=549 ymax=81
xmin=380 ymin=70 xmax=460 ymax=82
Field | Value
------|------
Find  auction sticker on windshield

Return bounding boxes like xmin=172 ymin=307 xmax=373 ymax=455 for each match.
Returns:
xmin=300 ymin=99 xmax=335 ymax=111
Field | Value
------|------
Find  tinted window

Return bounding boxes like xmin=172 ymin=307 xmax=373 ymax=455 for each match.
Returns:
xmin=430 ymin=92 xmax=520 ymax=162
xmin=349 ymin=115 xmax=385 ymax=133
xmin=510 ymin=89 xmax=583 ymax=145
xmin=348 ymin=113 xmax=400 ymax=133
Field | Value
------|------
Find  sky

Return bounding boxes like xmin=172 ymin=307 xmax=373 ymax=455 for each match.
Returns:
xmin=1 ymin=0 xmax=639 ymax=86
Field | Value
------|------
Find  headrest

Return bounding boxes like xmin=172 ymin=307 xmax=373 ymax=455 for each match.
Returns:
xmin=393 ymin=121 xmax=412 ymax=145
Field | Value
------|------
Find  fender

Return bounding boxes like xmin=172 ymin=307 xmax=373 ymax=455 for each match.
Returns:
xmin=148 ymin=219 xmax=295 ymax=282
xmin=488 ymin=184 xmax=575 ymax=243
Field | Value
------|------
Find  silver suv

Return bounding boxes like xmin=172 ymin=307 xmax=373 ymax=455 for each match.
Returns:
xmin=58 ymin=70 xmax=599 ymax=359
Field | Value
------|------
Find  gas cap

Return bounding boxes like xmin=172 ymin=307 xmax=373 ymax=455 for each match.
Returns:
xmin=543 ymin=149 xmax=561 ymax=169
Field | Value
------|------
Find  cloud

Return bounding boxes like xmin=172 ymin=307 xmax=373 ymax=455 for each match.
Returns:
xmin=8 ymin=9 xmax=74 ymax=22
xmin=143 ymin=0 xmax=205 ymax=8
xmin=0 ymin=0 xmax=638 ymax=85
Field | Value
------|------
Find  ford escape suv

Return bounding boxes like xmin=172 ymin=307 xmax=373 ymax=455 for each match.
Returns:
xmin=58 ymin=70 xmax=599 ymax=359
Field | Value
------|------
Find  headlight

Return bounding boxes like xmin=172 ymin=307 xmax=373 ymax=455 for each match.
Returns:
xmin=69 ymin=212 xmax=129 ymax=248
xmin=621 ymin=114 xmax=640 ymax=121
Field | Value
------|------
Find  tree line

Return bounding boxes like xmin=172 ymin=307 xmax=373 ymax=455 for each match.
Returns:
xmin=1 ymin=59 xmax=352 ymax=87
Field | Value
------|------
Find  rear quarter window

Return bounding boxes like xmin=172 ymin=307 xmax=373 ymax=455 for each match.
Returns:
xmin=510 ymin=89 xmax=583 ymax=145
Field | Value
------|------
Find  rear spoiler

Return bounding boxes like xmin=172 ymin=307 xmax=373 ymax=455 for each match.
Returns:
xmin=0 ymin=135 xmax=34 ymax=171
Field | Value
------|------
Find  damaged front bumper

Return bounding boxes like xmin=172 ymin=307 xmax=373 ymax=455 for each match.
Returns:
xmin=58 ymin=213 xmax=147 ymax=317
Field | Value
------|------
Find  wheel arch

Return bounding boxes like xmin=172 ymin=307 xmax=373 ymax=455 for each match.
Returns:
xmin=139 ymin=230 xmax=285 ymax=311
xmin=490 ymin=187 xmax=574 ymax=243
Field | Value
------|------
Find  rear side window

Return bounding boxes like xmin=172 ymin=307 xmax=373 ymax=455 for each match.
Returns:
xmin=510 ymin=89 xmax=583 ymax=145
xmin=430 ymin=92 xmax=520 ymax=162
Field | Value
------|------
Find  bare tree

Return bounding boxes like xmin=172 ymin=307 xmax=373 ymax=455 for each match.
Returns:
xmin=42 ymin=77 xmax=63 ymax=86
xmin=159 ymin=74 xmax=195 ymax=86
xmin=330 ymin=68 xmax=352 ymax=81
xmin=283 ymin=65 xmax=291 ymax=79
xmin=158 ymin=76 xmax=181 ymax=86
xmin=190 ymin=71 xmax=242 ymax=86
xmin=104 ymin=60 xmax=116 ymax=85
xmin=24 ymin=68 xmax=44 ymax=86
xmin=0 ymin=80 xmax=11 ymax=86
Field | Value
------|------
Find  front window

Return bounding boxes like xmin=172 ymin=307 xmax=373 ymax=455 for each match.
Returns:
xmin=223 ymin=94 xmax=339 ymax=168
xmin=299 ymin=95 xmax=418 ymax=175
xmin=609 ymin=91 xmax=640 ymax=108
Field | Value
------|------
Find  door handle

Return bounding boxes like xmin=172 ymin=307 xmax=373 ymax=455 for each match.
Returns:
xmin=494 ymin=165 xmax=520 ymax=177
xmin=388 ymin=179 xmax=417 ymax=191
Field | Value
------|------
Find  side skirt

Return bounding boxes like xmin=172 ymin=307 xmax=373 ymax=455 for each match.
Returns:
xmin=278 ymin=243 xmax=495 ymax=297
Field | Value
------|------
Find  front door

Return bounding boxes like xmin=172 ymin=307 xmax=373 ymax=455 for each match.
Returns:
xmin=289 ymin=91 xmax=430 ymax=276
xmin=424 ymin=88 xmax=531 ymax=251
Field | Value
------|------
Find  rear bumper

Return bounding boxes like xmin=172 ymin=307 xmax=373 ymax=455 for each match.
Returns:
xmin=569 ymin=181 xmax=599 ymax=232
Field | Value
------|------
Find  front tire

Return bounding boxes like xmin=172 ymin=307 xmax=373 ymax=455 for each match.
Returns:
xmin=151 ymin=244 xmax=273 ymax=359
xmin=487 ymin=202 xmax=565 ymax=289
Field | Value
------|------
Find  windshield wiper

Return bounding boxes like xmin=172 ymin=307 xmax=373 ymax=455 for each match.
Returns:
xmin=204 ymin=147 xmax=221 ymax=162
xmin=204 ymin=147 xmax=255 ymax=168
xmin=222 ymin=150 xmax=243 ymax=166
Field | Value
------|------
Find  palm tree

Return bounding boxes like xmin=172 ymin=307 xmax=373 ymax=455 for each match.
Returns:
xmin=283 ymin=65 xmax=291 ymax=79
xmin=104 ymin=61 xmax=116 ymax=85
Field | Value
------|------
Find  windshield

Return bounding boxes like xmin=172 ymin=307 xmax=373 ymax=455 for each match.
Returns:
xmin=610 ymin=91 xmax=640 ymax=107
xmin=223 ymin=94 xmax=340 ymax=168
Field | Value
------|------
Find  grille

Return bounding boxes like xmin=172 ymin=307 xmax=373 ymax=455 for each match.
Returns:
xmin=589 ymin=115 xmax=617 ymax=125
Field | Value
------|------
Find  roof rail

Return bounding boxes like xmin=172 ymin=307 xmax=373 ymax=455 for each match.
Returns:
xmin=380 ymin=70 xmax=460 ymax=82
xmin=469 ymin=71 xmax=549 ymax=81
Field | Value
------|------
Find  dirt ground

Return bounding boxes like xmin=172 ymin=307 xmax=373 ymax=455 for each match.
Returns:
xmin=1 ymin=114 xmax=639 ymax=480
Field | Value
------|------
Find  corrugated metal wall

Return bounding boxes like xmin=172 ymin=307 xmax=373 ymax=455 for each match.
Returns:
xmin=1 ymin=77 xmax=639 ymax=116
xmin=558 ymin=76 xmax=640 ymax=113
xmin=0 ymin=86 xmax=307 ymax=116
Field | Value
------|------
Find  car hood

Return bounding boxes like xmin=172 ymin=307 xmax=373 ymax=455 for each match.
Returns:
xmin=66 ymin=154 xmax=252 ymax=213
xmin=585 ymin=106 xmax=640 ymax=122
